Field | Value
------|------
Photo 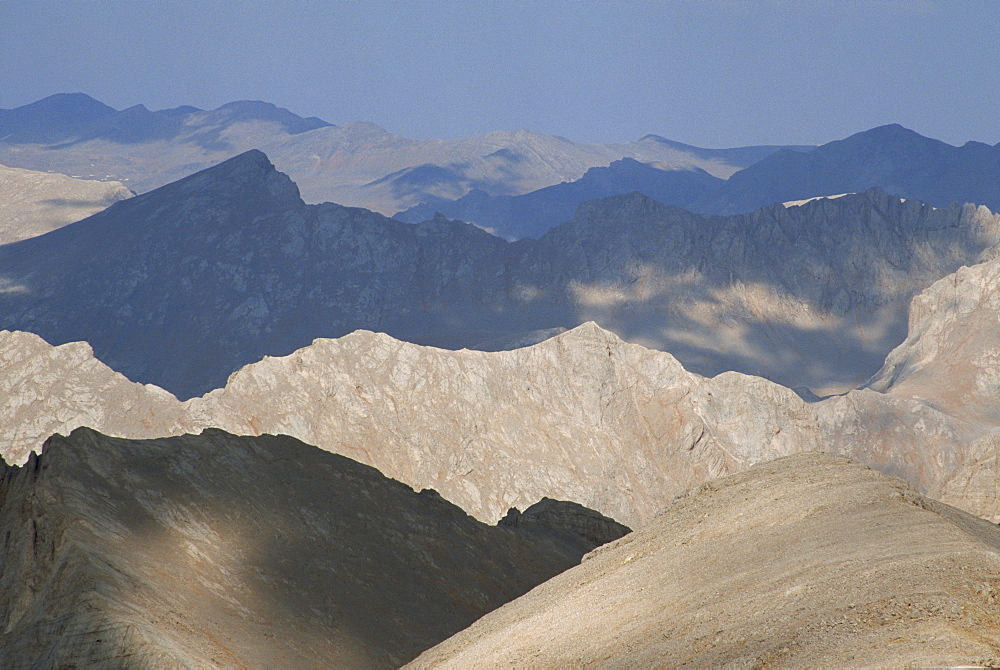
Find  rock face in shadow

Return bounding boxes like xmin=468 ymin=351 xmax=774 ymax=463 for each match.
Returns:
xmin=0 ymin=163 xmax=131 ymax=243
xmin=2 ymin=151 xmax=998 ymax=400
xmin=408 ymin=453 xmax=1000 ymax=668
xmin=498 ymin=498 xmax=631 ymax=548
xmin=0 ymin=427 xmax=611 ymax=668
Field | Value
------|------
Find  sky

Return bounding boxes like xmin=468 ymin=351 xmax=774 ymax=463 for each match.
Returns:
xmin=2 ymin=0 xmax=998 ymax=148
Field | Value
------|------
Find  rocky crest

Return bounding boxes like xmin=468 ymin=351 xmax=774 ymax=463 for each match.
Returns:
xmin=4 ymin=321 xmax=998 ymax=527
xmin=0 ymin=428 xmax=610 ymax=667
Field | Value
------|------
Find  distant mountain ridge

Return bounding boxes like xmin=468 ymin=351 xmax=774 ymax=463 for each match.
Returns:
xmin=0 ymin=92 xmax=331 ymax=145
xmin=395 ymin=158 xmax=725 ymax=239
xmin=1 ymin=150 xmax=998 ymax=401
xmin=0 ymin=93 xmax=808 ymax=214
xmin=399 ymin=124 xmax=1000 ymax=239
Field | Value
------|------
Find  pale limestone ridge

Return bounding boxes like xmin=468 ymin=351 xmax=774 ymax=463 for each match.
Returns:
xmin=0 ymin=164 xmax=131 ymax=243
xmin=0 ymin=428 xmax=602 ymax=667
xmin=861 ymin=253 xmax=1000 ymax=520
xmin=407 ymin=453 xmax=1000 ymax=668
xmin=4 ymin=321 xmax=997 ymax=528
xmin=0 ymin=330 xmax=192 ymax=465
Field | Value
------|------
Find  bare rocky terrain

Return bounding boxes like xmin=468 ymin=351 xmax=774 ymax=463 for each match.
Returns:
xmin=2 ymin=150 xmax=997 ymax=400
xmin=0 ymin=163 xmax=131 ymax=244
xmin=408 ymin=453 xmax=1000 ymax=668
xmin=4 ymin=317 xmax=999 ymax=529
xmin=0 ymin=427 xmax=625 ymax=668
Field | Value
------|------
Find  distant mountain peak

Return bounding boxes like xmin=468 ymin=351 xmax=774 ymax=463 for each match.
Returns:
xmin=13 ymin=92 xmax=116 ymax=120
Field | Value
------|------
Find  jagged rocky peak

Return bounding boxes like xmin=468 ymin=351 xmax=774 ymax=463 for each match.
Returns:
xmin=0 ymin=427 xmax=616 ymax=667
xmin=408 ymin=453 xmax=1000 ymax=667
xmin=170 ymin=148 xmax=302 ymax=203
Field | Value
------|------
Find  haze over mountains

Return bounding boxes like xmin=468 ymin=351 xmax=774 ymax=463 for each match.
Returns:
xmin=398 ymin=124 xmax=1000 ymax=240
xmin=0 ymin=93 xmax=799 ymax=215
xmin=5 ymin=91 xmax=1000 ymax=665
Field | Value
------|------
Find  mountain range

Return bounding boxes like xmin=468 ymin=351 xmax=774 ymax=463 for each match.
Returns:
xmin=398 ymin=124 xmax=1000 ymax=240
xmin=0 ymin=93 xmax=800 ymax=215
xmin=1 ymin=150 xmax=997 ymax=400
xmin=5 ymin=91 xmax=1000 ymax=665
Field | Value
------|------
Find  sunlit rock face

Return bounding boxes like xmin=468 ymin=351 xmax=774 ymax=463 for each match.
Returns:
xmin=1 ymin=151 xmax=997 ymax=400
xmin=407 ymin=454 xmax=1000 ymax=668
xmin=0 ymin=164 xmax=131 ymax=244
xmin=0 ymin=428 xmax=608 ymax=668
xmin=4 ymin=322 xmax=998 ymax=528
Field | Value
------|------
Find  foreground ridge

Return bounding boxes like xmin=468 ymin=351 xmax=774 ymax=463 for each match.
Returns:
xmin=0 ymin=427 xmax=621 ymax=667
xmin=408 ymin=453 xmax=1000 ymax=667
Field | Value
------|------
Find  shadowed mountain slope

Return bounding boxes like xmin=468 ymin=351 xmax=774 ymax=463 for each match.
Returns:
xmin=0 ymin=428 xmax=622 ymax=668
xmin=409 ymin=453 xmax=1000 ymax=668
xmin=698 ymin=123 xmax=1000 ymax=215
xmin=2 ymin=151 xmax=998 ymax=400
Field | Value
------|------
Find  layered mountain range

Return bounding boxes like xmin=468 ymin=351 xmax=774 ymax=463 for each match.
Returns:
xmin=0 ymin=93 xmax=796 ymax=214
xmin=398 ymin=124 xmax=1000 ymax=240
xmin=4 ymin=92 xmax=1000 ymax=665
xmin=2 ymin=150 xmax=997 ymax=400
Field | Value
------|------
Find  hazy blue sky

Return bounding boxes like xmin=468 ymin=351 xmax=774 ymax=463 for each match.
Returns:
xmin=2 ymin=0 xmax=998 ymax=147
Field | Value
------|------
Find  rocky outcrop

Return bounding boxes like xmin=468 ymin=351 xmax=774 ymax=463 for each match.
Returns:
xmin=4 ymin=322 xmax=997 ymax=528
xmin=0 ymin=163 xmax=131 ymax=243
xmin=497 ymin=498 xmax=631 ymax=548
xmin=407 ymin=453 xmax=1000 ymax=668
xmin=867 ymin=255 xmax=1000 ymax=424
xmin=0 ymin=427 xmax=608 ymax=668
xmin=3 ymin=152 xmax=997 ymax=399
xmin=0 ymin=330 xmax=194 ymax=465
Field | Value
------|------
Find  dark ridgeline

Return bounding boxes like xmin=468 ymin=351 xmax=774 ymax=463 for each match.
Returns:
xmin=0 ymin=149 xmax=996 ymax=399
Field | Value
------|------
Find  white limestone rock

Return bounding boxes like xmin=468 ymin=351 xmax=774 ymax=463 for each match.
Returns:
xmin=0 ymin=164 xmax=131 ymax=243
